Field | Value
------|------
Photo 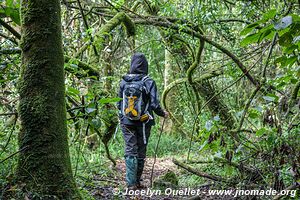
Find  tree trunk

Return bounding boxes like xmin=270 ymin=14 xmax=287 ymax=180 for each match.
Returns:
xmin=196 ymin=81 xmax=235 ymax=129
xmin=17 ymin=0 xmax=80 ymax=198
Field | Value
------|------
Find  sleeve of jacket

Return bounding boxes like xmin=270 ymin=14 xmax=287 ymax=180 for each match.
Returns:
xmin=148 ymin=80 xmax=165 ymax=117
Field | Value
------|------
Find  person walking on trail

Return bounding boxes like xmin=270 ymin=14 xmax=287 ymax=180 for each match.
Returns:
xmin=117 ymin=52 xmax=169 ymax=189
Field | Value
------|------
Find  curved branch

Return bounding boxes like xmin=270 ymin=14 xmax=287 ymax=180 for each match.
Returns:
xmin=0 ymin=32 xmax=18 ymax=45
xmin=0 ymin=48 xmax=99 ymax=77
xmin=237 ymin=84 xmax=262 ymax=133
xmin=91 ymin=8 xmax=256 ymax=85
xmin=262 ymin=33 xmax=277 ymax=78
xmin=64 ymin=55 xmax=99 ymax=77
xmin=204 ymin=19 xmax=251 ymax=25
xmin=131 ymin=1 xmax=142 ymax=11
xmin=77 ymin=12 xmax=136 ymax=55
xmin=172 ymin=35 xmax=195 ymax=62
xmin=186 ymin=39 xmax=205 ymax=112
xmin=186 ymin=44 xmax=270 ymax=160
xmin=134 ymin=18 xmax=260 ymax=87
xmin=187 ymin=39 xmax=205 ymax=84
xmin=162 ymin=68 xmax=223 ymax=109
xmin=0 ymin=48 xmax=21 ymax=55
xmin=173 ymin=159 xmax=232 ymax=183
xmin=0 ymin=18 xmax=21 ymax=39
xmin=96 ymin=11 xmax=135 ymax=42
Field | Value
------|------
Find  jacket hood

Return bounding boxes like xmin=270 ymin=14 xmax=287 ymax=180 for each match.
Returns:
xmin=129 ymin=53 xmax=148 ymax=75
xmin=122 ymin=74 xmax=145 ymax=82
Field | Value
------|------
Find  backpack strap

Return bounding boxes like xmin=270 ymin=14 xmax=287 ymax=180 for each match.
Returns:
xmin=141 ymin=75 xmax=149 ymax=82
xmin=141 ymin=75 xmax=150 ymax=95
xmin=141 ymin=75 xmax=150 ymax=110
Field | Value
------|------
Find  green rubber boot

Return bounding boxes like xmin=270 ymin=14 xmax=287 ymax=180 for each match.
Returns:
xmin=136 ymin=158 xmax=145 ymax=187
xmin=125 ymin=156 xmax=138 ymax=187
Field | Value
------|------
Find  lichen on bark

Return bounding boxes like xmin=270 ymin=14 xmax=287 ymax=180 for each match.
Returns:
xmin=16 ymin=0 xmax=80 ymax=199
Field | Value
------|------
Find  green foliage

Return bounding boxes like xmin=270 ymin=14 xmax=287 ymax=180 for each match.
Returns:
xmin=0 ymin=0 xmax=20 ymax=25
xmin=240 ymin=10 xmax=300 ymax=60
xmin=98 ymin=97 xmax=122 ymax=104
xmin=1 ymin=0 xmax=300 ymax=198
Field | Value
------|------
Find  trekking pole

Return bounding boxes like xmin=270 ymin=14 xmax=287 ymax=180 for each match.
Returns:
xmin=150 ymin=118 xmax=166 ymax=188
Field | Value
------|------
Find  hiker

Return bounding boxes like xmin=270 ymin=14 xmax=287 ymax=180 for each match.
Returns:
xmin=117 ymin=52 xmax=169 ymax=189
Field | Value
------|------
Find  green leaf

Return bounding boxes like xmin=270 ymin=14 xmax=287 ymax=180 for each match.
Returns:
xmin=208 ymin=142 xmax=219 ymax=152
xmin=86 ymin=107 xmax=97 ymax=114
xmin=291 ymin=14 xmax=300 ymax=22
xmin=6 ymin=0 xmax=14 ymax=7
xmin=275 ymin=56 xmax=287 ymax=66
xmin=199 ymin=140 xmax=208 ymax=151
xmin=285 ymin=56 xmax=297 ymax=67
xmin=258 ymin=29 xmax=272 ymax=43
xmin=256 ymin=128 xmax=267 ymax=136
xmin=265 ymin=31 xmax=275 ymax=40
xmin=240 ymin=22 xmax=259 ymax=36
xmin=259 ymin=24 xmax=274 ymax=33
xmin=263 ymin=9 xmax=277 ymax=20
xmin=267 ymin=134 xmax=276 ymax=145
xmin=248 ymin=109 xmax=260 ymax=119
xmin=88 ymin=76 xmax=98 ymax=80
xmin=113 ymin=0 xmax=125 ymax=9
xmin=3 ymin=6 xmax=20 ymax=25
xmin=279 ymin=32 xmax=293 ymax=47
xmin=90 ymin=118 xmax=101 ymax=129
xmin=9 ymin=9 xmax=20 ymax=25
xmin=67 ymin=87 xmax=80 ymax=96
xmin=262 ymin=93 xmax=279 ymax=102
xmin=275 ymin=16 xmax=293 ymax=30
xmin=70 ymin=64 xmax=78 ymax=69
xmin=240 ymin=32 xmax=261 ymax=47
xmin=290 ymin=78 xmax=298 ymax=84
xmin=98 ymin=97 xmax=122 ymax=104
xmin=274 ymin=75 xmax=293 ymax=88
xmin=283 ymin=45 xmax=298 ymax=54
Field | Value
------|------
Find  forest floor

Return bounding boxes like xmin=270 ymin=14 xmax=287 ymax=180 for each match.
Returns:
xmin=83 ymin=157 xmax=232 ymax=200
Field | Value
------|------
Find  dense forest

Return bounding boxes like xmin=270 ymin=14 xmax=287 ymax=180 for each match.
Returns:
xmin=0 ymin=0 xmax=299 ymax=199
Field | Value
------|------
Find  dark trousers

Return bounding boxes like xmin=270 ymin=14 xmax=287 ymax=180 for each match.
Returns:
xmin=121 ymin=124 xmax=151 ymax=159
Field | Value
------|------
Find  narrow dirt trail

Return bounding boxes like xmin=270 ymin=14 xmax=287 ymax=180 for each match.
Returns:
xmin=85 ymin=158 xmax=228 ymax=199
xmin=87 ymin=158 xmax=178 ymax=199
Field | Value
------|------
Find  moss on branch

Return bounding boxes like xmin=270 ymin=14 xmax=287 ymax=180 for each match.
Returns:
xmin=187 ymin=40 xmax=205 ymax=84
xmin=96 ymin=12 xmax=135 ymax=49
xmin=186 ymin=38 xmax=205 ymax=112
xmin=134 ymin=18 xmax=260 ymax=87
xmin=162 ymin=68 xmax=223 ymax=110
xmin=0 ymin=47 xmax=99 ymax=77
xmin=64 ymin=55 xmax=99 ymax=77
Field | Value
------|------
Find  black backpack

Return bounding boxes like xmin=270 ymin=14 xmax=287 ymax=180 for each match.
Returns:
xmin=122 ymin=76 xmax=149 ymax=120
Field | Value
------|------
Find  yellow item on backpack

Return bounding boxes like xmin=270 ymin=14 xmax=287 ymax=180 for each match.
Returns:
xmin=125 ymin=96 xmax=138 ymax=116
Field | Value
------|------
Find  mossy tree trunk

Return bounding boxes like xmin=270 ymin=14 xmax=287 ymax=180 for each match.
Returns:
xmin=17 ymin=0 xmax=80 ymax=198
xmin=196 ymin=81 xmax=235 ymax=129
